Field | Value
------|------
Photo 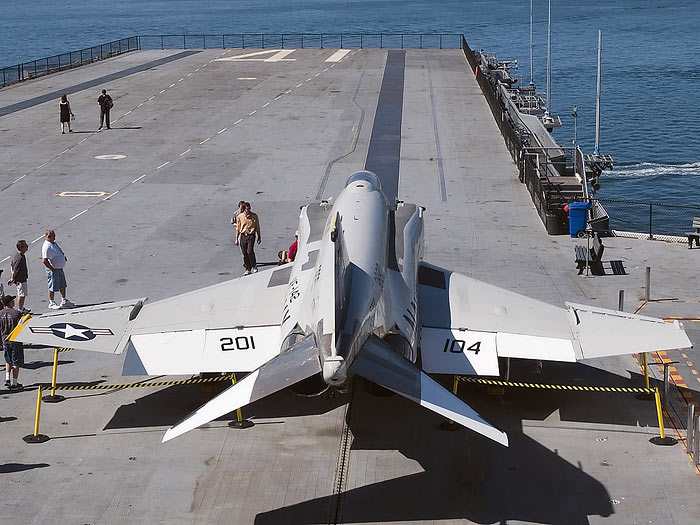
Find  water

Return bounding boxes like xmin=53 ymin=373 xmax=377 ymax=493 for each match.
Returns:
xmin=1 ymin=0 xmax=699 ymax=205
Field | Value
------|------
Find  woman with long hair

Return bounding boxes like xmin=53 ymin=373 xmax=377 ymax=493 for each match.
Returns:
xmin=59 ymin=94 xmax=74 ymax=134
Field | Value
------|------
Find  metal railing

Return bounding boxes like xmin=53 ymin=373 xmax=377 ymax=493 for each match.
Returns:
xmin=1 ymin=36 xmax=139 ymax=89
xmin=137 ymin=33 xmax=462 ymax=51
xmin=594 ymin=198 xmax=700 ymax=238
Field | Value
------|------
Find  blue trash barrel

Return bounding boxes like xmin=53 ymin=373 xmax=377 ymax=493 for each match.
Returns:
xmin=566 ymin=201 xmax=592 ymax=238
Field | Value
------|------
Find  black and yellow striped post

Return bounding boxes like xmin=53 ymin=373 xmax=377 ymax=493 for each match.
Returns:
xmin=42 ymin=348 xmax=66 ymax=403
xmin=228 ymin=373 xmax=254 ymax=429
xmin=650 ymin=387 xmax=678 ymax=446
xmin=23 ymin=386 xmax=50 ymax=443
xmin=440 ymin=375 xmax=462 ymax=431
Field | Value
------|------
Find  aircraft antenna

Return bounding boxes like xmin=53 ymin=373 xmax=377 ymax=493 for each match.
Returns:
xmin=546 ymin=0 xmax=552 ymax=114
xmin=594 ymin=29 xmax=602 ymax=155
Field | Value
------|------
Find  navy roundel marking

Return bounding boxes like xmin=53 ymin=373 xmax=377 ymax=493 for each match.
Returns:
xmin=49 ymin=323 xmax=96 ymax=341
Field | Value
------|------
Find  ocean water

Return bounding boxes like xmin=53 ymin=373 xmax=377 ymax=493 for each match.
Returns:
xmin=1 ymin=0 xmax=699 ymax=205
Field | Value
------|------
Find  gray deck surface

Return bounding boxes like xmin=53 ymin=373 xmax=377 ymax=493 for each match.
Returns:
xmin=1 ymin=48 xmax=700 ymax=524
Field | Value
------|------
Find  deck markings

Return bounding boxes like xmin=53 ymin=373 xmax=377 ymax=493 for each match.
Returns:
xmin=179 ymin=149 xmax=191 ymax=156
xmin=156 ymin=161 xmax=170 ymax=170
xmin=237 ymin=77 xmax=257 ymax=80
xmin=248 ymin=110 xmax=256 ymax=116
xmin=56 ymin=191 xmax=109 ymax=197
xmin=31 ymin=236 xmax=43 ymax=244
xmin=217 ymin=49 xmax=296 ymax=62
xmin=296 ymin=83 xmax=303 ymax=88
xmin=0 ymin=256 xmax=9 ymax=263
xmin=131 ymin=174 xmax=147 ymax=183
xmin=148 ymin=96 xmax=155 ymax=101
xmin=218 ymin=127 xmax=227 ymax=134
xmin=200 ymin=138 xmax=210 ymax=145
xmin=159 ymin=89 xmax=166 ymax=94
xmin=262 ymin=102 xmax=270 ymax=108
xmin=69 ymin=210 xmax=88 ymax=221
xmin=234 ymin=119 xmax=243 ymax=125
xmin=326 ymin=49 xmax=350 ymax=62
xmin=12 ymin=175 xmax=26 ymax=183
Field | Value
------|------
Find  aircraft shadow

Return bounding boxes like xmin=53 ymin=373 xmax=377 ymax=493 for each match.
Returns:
xmin=103 ymin=382 xmax=347 ymax=430
xmin=255 ymin=361 xmax=666 ymax=524
xmin=0 ymin=462 xmax=49 ymax=474
xmin=22 ymin=359 xmax=74 ymax=370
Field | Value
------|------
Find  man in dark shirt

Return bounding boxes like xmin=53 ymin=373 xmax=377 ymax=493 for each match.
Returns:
xmin=97 ymin=89 xmax=113 ymax=130
xmin=9 ymin=239 xmax=29 ymax=314
xmin=1 ymin=295 xmax=23 ymax=391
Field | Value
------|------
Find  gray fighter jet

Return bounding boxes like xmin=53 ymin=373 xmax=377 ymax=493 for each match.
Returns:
xmin=10 ymin=170 xmax=692 ymax=446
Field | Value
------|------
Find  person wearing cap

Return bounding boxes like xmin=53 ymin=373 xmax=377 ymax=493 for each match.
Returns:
xmin=1 ymin=295 xmax=24 ymax=391
xmin=41 ymin=229 xmax=74 ymax=310
xmin=9 ymin=239 xmax=30 ymax=314
xmin=97 ymin=89 xmax=113 ymax=130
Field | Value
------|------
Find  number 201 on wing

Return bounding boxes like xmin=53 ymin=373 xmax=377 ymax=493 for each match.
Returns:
xmin=220 ymin=336 xmax=256 ymax=351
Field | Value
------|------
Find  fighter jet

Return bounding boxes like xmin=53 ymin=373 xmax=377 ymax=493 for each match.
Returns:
xmin=10 ymin=170 xmax=692 ymax=446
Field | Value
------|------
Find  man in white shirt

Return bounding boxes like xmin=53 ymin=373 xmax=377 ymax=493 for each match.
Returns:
xmin=41 ymin=229 xmax=74 ymax=310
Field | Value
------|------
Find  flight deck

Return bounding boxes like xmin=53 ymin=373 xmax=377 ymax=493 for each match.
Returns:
xmin=1 ymin=46 xmax=700 ymax=524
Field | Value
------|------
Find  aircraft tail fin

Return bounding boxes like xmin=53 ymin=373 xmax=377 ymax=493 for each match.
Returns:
xmin=162 ymin=336 xmax=321 ymax=442
xmin=351 ymin=335 xmax=508 ymax=447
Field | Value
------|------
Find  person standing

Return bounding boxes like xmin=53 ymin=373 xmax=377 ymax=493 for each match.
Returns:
xmin=41 ymin=230 xmax=74 ymax=310
xmin=235 ymin=202 xmax=262 ymax=275
xmin=8 ymin=240 xmax=29 ymax=314
xmin=1 ymin=295 xmax=23 ymax=391
xmin=59 ymin=94 xmax=74 ymax=134
xmin=97 ymin=89 xmax=113 ymax=130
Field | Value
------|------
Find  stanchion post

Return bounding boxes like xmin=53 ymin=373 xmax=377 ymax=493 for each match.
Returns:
xmin=43 ymin=348 xmax=65 ymax=403
xmin=694 ymin=415 xmax=700 ymax=466
xmin=650 ymin=387 xmax=677 ymax=446
xmin=228 ymin=373 xmax=254 ymax=429
xmin=23 ymin=386 xmax=50 ymax=443
xmin=440 ymin=376 xmax=461 ymax=431
xmin=645 ymin=267 xmax=651 ymax=301
xmin=688 ymin=403 xmax=696 ymax=459
xmin=618 ymin=289 xmax=624 ymax=311
xmin=662 ymin=363 xmax=671 ymax=411
xmin=636 ymin=353 xmax=654 ymax=400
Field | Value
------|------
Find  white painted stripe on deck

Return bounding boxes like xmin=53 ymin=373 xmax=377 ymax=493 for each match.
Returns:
xmin=70 ymin=210 xmax=88 ymax=221
xmin=178 ymin=78 xmax=183 ymax=82
xmin=323 ymin=68 xmax=329 ymax=72
xmin=132 ymin=174 xmax=146 ymax=183
xmin=296 ymin=83 xmax=303 ymax=88
xmin=234 ymin=119 xmax=243 ymax=125
xmin=61 ymin=149 xmax=70 ymax=155
xmin=306 ymin=78 xmax=312 ymax=82
xmin=159 ymin=89 xmax=166 ymax=94
xmin=274 ymin=94 xmax=283 ymax=100
xmin=180 ymin=149 xmax=191 ymax=156
xmin=186 ymin=73 xmax=192 ymax=77
xmin=124 ymin=110 xmax=132 ymax=116
xmin=237 ymin=77 xmax=257 ymax=80
xmin=137 ymin=103 xmax=144 ymax=108
xmin=248 ymin=111 xmax=256 ymax=116
xmin=262 ymin=102 xmax=270 ymax=108
xmin=148 ymin=96 xmax=155 ymax=101
xmin=36 ymin=162 xmax=48 ymax=169
xmin=12 ymin=175 xmax=26 ymax=183
xmin=286 ymin=89 xmax=292 ymax=94
xmin=218 ymin=128 xmax=227 ymax=134
xmin=314 ymin=73 xmax=320 ymax=77
xmin=0 ymin=256 xmax=9 ymax=263
xmin=78 ymin=138 xmax=88 ymax=144
xmin=103 ymin=190 xmax=119 ymax=200
xmin=157 ymin=161 xmax=170 ymax=169
xmin=169 ymin=84 xmax=176 ymax=88
xmin=325 ymin=49 xmax=350 ymax=62
xmin=200 ymin=138 xmax=210 ymax=144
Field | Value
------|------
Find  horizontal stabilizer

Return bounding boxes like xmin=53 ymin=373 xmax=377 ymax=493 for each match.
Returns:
xmin=9 ymin=298 xmax=146 ymax=353
xmin=351 ymin=335 xmax=508 ymax=447
xmin=162 ymin=337 xmax=321 ymax=442
xmin=567 ymin=303 xmax=692 ymax=359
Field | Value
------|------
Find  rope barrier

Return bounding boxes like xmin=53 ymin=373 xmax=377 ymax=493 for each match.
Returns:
xmin=44 ymin=374 xmax=237 ymax=391
xmin=457 ymin=375 xmax=655 ymax=394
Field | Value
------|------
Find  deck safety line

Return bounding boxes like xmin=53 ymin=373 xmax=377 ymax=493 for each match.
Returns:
xmin=457 ymin=376 xmax=655 ymax=394
xmin=44 ymin=374 xmax=236 ymax=391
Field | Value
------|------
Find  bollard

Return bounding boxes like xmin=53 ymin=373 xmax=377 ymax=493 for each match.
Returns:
xmin=645 ymin=267 xmax=651 ymax=301
xmin=440 ymin=376 xmax=461 ymax=431
xmin=23 ymin=386 xmax=50 ymax=443
xmin=662 ymin=363 xmax=671 ymax=411
xmin=43 ymin=348 xmax=66 ymax=403
xmin=228 ymin=373 xmax=254 ymax=429
xmin=650 ymin=387 xmax=677 ymax=446
xmin=618 ymin=290 xmax=624 ymax=311
xmin=688 ymin=403 xmax=695 ymax=457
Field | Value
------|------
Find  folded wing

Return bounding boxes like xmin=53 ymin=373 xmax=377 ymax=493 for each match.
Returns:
xmin=418 ymin=263 xmax=691 ymax=375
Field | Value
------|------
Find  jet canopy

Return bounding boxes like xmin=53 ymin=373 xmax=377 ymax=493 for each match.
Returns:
xmin=345 ymin=170 xmax=382 ymax=192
